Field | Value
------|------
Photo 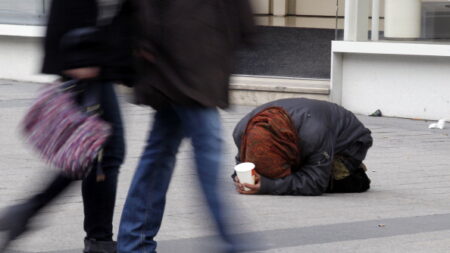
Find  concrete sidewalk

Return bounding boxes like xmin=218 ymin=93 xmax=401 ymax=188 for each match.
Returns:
xmin=1 ymin=80 xmax=450 ymax=253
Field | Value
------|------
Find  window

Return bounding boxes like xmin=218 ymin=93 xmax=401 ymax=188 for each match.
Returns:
xmin=337 ymin=0 xmax=450 ymax=43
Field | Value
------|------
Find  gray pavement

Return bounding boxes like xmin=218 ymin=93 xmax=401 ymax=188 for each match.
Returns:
xmin=1 ymin=80 xmax=450 ymax=253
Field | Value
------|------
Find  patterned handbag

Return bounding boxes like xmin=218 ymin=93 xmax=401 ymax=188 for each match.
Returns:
xmin=21 ymin=80 xmax=111 ymax=180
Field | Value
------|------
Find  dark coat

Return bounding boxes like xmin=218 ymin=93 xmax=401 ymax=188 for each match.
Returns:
xmin=131 ymin=0 xmax=255 ymax=109
xmin=233 ymin=98 xmax=373 ymax=196
xmin=42 ymin=0 xmax=134 ymax=84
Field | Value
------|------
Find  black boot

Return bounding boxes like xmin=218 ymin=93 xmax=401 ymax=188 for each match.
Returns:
xmin=0 ymin=202 xmax=38 ymax=253
xmin=83 ymin=238 xmax=117 ymax=253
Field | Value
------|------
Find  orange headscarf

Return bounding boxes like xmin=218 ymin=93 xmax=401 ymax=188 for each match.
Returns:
xmin=240 ymin=106 xmax=301 ymax=178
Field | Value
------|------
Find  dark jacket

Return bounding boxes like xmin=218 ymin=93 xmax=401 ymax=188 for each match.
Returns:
xmin=233 ymin=98 xmax=373 ymax=196
xmin=42 ymin=0 xmax=134 ymax=84
xmin=131 ymin=0 xmax=255 ymax=109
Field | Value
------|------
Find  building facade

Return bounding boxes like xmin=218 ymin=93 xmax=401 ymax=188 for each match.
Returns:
xmin=0 ymin=0 xmax=449 ymax=119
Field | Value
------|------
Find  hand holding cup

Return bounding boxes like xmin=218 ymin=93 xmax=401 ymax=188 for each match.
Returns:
xmin=234 ymin=162 xmax=260 ymax=194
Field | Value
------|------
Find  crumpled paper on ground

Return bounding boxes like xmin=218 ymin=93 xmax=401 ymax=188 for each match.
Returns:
xmin=428 ymin=119 xmax=446 ymax=129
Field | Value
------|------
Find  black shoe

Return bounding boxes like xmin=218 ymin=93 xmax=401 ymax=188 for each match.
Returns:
xmin=0 ymin=202 xmax=37 ymax=253
xmin=83 ymin=239 xmax=117 ymax=253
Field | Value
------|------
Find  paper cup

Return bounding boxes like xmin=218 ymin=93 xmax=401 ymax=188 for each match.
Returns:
xmin=234 ymin=162 xmax=256 ymax=191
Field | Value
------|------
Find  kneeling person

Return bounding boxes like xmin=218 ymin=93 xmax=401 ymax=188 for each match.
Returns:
xmin=232 ymin=98 xmax=373 ymax=195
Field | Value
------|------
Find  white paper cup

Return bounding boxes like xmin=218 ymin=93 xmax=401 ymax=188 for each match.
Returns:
xmin=234 ymin=162 xmax=256 ymax=191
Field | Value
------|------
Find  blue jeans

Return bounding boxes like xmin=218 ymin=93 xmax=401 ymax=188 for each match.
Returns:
xmin=118 ymin=106 xmax=235 ymax=253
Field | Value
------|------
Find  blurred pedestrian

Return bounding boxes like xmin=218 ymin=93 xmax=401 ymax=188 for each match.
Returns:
xmin=0 ymin=0 xmax=134 ymax=252
xmin=232 ymin=98 xmax=372 ymax=195
xmin=117 ymin=0 xmax=255 ymax=252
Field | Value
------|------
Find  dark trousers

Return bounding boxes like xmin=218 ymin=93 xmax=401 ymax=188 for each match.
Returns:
xmin=327 ymin=156 xmax=371 ymax=193
xmin=25 ymin=82 xmax=125 ymax=241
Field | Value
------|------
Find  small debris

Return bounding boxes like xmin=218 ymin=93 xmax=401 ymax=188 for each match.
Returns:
xmin=428 ymin=119 xmax=446 ymax=129
xmin=378 ymin=224 xmax=385 ymax=228
xmin=370 ymin=109 xmax=382 ymax=117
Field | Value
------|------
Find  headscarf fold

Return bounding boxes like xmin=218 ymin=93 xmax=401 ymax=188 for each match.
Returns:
xmin=240 ymin=106 xmax=301 ymax=178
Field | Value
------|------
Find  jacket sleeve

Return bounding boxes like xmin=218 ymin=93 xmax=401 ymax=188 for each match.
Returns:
xmin=234 ymin=0 xmax=256 ymax=46
xmin=259 ymin=132 xmax=335 ymax=196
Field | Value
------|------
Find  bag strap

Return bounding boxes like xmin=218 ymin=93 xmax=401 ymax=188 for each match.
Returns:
xmin=96 ymin=150 xmax=106 ymax=181
xmin=59 ymin=80 xmax=103 ymax=114
xmin=80 ymin=81 xmax=107 ymax=182
xmin=82 ymin=82 xmax=103 ymax=116
xmin=79 ymin=81 xmax=107 ymax=182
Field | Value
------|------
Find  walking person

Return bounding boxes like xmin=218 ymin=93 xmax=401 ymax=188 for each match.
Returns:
xmin=0 ymin=0 xmax=134 ymax=252
xmin=117 ymin=0 xmax=255 ymax=252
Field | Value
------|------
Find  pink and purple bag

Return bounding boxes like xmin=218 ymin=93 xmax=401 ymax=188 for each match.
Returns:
xmin=21 ymin=82 xmax=111 ymax=179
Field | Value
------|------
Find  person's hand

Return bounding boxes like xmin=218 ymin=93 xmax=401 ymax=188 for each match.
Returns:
xmin=234 ymin=174 xmax=261 ymax=195
xmin=63 ymin=67 xmax=100 ymax=80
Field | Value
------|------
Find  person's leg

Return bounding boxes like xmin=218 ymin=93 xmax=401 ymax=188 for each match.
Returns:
xmin=175 ymin=106 xmax=238 ymax=251
xmin=81 ymin=82 xmax=124 ymax=252
xmin=27 ymin=173 xmax=73 ymax=211
xmin=329 ymin=157 xmax=371 ymax=193
xmin=0 ymin=174 xmax=72 ymax=252
xmin=117 ymin=107 xmax=184 ymax=253
xmin=82 ymin=165 xmax=119 ymax=252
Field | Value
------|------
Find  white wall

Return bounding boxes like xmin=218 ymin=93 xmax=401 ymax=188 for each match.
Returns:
xmin=0 ymin=36 xmax=56 ymax=82
xmin=250 ymin=0 xmax=346 ymax=16
xmin=332 ymin=42 xmax=450 ymax=120
xmin=295 ymin=0 xmax=345 ymax=16
xmin=250 ymin=0 xmax=271 ymax=14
